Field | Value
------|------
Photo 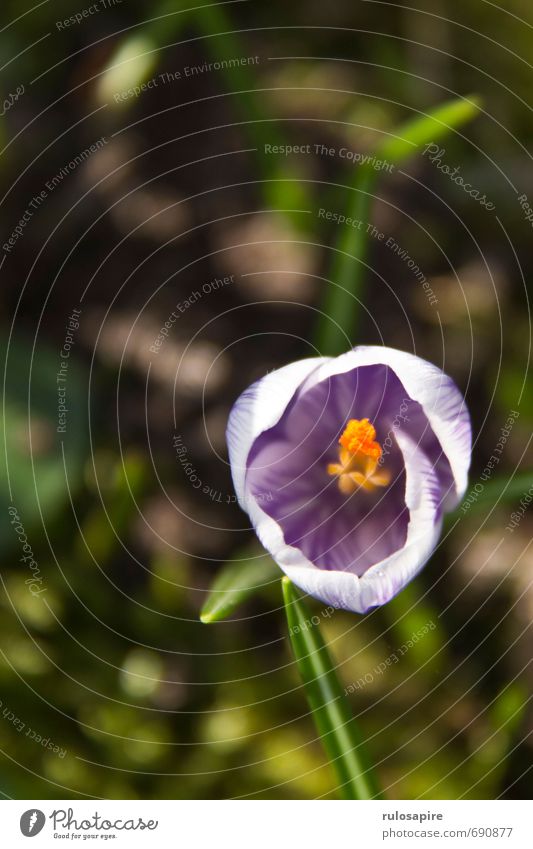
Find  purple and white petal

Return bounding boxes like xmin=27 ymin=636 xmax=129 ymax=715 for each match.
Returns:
xmin=226 ymin=356 xmax=327 ymax=509
xmin=226 ymin=345 xmax=471 ymax=613
xmin=277 ymin=429 xmax=442 ymax=613
xmin=299 ymin=346 xmax=471 ymax=510
xmin=245 ymin=364 xmax=409 ymax=574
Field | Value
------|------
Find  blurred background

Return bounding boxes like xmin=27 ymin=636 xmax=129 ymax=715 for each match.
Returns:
xmin=0 ymin=0 xmax=532 ymax=799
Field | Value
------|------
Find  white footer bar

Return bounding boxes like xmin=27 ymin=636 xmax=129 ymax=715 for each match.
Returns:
xmin=1 ymin=799 xmax=530 ymax=848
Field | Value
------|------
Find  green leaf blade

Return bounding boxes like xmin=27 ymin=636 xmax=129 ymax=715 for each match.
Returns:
xmin=317 ymin=165 xmax=375 ymax=356
xmin=200 ymin=553 xmax=279 ymax=623
xmin=282 ymin=577 xmax=382 ymax=800
xmin=376 ymin=95 xmax=482 ymax=166
xmin=316 ymin=95 xmax=482 ymax=356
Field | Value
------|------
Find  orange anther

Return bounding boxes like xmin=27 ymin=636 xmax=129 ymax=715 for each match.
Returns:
xmin=339 ymin=418 xmax=382 ymax=461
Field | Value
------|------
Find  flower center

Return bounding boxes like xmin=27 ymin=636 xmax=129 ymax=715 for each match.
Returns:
xmin=327 ymin=418 xmax=391 ymax=495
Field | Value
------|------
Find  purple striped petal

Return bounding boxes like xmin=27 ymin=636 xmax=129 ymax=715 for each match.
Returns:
xmin=226 ymin=345 xmax=471 ymax=613
xmin=227 ymin=356 xmax=327 ymax=509
xmin=282 ymin=428 xmax=442 ymax=612
xmin=300 ymin=346 xmax=471 ymax=509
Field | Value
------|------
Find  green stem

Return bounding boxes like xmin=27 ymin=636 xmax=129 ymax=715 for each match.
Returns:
xmin=282 ymin=578 xmax=382 ymax=799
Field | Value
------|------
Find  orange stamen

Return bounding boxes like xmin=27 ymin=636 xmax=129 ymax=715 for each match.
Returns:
xmin=339 ymin=418 xmax=382 ymax=461
xmin=328 ymin=418 xmax=390 ymax=494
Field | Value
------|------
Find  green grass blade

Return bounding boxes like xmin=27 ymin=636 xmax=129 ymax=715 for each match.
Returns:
xmin=200 ymin=552 xmax=279 ymax=623
xmin=194 ymin=2 xmax=312 ymax=228
xmin=476 ymin=472 xmax=533 ymax=507
xmin=282 ymin=577 xmax=382 ymax=799
xmin=448 ymin=471 xmax=533 ymax=522
xmin=375 ymin=95 xmax=481 ymax=166
xmin=97 ymin=0 xmax=310 ymax=227
xmin=317 ymin=96 xmax=482 ymax=355
xmin=317 ymin=165 xmax=374 ymax=355
xmin=97 ymin=0 xmax=192 ymax=104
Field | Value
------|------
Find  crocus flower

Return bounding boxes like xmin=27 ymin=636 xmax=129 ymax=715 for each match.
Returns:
xmin=227 ymin=346 xmax=471 ymax=613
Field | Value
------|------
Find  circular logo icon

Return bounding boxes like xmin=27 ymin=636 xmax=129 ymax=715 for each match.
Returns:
xmin=20 ymin=810 xmax=46 ymax=837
